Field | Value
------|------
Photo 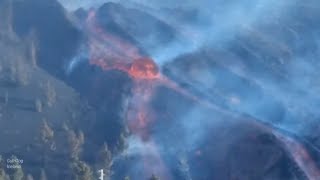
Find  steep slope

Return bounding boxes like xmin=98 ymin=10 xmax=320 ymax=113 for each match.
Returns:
xmin=11 ymin=0 xmax=82 ymax=79
xmin=1 ymin=0 xmax=320 ymax=179
xmin=0 ymin=20 xmax=98 ymax=179
xmin=95 ymin=2 xmax=179 ymax=55
xmin=163 ymin=0 xmax=320 ymax=136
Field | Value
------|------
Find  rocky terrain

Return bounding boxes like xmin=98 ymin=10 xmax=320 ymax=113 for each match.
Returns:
xmin=0 ymin=0 xmax=320 ymax=180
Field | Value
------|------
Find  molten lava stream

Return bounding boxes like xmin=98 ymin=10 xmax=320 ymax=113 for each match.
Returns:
xmin=85 ymin=10 xmax=173 ymax=179
xmin=125 ymin=78 xmax=172 ymax=179
xmin=273 ymin=131 xmax=320 ymax=180
xmin=84 ymin=10 xmax=320 ymax=180
xmin=129 ymin=58 xmax=161 ymax=80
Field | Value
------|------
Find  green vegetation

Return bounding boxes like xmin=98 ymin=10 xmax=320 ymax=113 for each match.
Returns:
xmin=0 ymin=18 xmax=124 ymax=180
xmin=0 ymin=1 xmax=130 ymax=179
xmin=8 ymin=156 xmax=24 ymax=180
xmin=71 ymin=160 xmax=93 ymax=180
xmin=96 ymin=143 xmax=113 ymax=179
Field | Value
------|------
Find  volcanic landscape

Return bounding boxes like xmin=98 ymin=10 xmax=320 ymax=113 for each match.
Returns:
xmin=0 ymin=0 xmax=320 ymax=180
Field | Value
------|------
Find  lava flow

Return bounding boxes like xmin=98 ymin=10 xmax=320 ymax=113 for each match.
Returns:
xmin=85 ymin=10 xmax=207 ymax=138
xmin=85 ymin=10 xmax=176 ymax=179
xmin=83 ymin=9 xmax=320 ymax=180
xmin=84 ymin=9 xmax=224 ymax=179
xmin=129 ymin=58 xmax=160 ymax=80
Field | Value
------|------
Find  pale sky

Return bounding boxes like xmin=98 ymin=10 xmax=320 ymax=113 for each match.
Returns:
xmin=58 ymin=0 xmax=203 ymax=10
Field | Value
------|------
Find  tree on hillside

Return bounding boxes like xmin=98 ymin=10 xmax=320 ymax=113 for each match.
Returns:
xmin=178 ymin=156 xmax=192 ymax=180
xmin=0 ymin=155 xmax=6 ymax=180
xmin=26 ymin=29 xmax=38 ymax=68
xmin=35 ymin=98 xmax=42 ymax=113
xmin=116 ymin=132 xmax=128 ymax=153
xmin=67 ymin=130 xmax=85 ymax=160
xmin=25 ymin=174 xmax=34 ymax=180
xmin=71 ymin=160 xmax=93 ymax=180
xmin=96 ymin=142 xmax=113 ymax=179
xmin=0 ymin=156 xmax=6 ymax=180
xmin=0 ymin=169 xmax=6 ymax=180
xmin=42 ymin=81 xmax=56 ymax=107
xmin=7 ymin=59 xmax=29 ymax=86
xmin=40 ymin=119 xmax=54 ymax=144
xmin=39 ymin=117 xmax=56 ymax=168
xmin=39 ymin=169 xmax=47 ymax=180
xmin=15 ymin=58 xmax=29 ymax=86
xmin=9 ymin=155 xmax=24 ymax=180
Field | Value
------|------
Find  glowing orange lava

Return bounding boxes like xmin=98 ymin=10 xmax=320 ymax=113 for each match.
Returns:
xmin=84 ymin=11 xmax=175 ymax=178
xmin=84 ymin=9 xmax=320 ymax=180
xmin=129 ymin=58 xmax=160 ymax=80
xmin=85 ymin=10 xmax=221 ymax=140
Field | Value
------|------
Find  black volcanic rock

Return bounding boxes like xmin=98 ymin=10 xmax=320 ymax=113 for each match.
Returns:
xmin=164 ymin=50 xmax=287 ymax=125
xmin=111 ymin=85 xmax=304 ymax=179
xmin=67 ymin=59 xmax=133 ymax=148
xmin=163 ymin=0 xmax=320 ymax=133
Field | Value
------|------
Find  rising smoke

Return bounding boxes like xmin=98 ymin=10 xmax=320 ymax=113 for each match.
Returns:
xmin=60 ymin=0 xmax=320 ymax=179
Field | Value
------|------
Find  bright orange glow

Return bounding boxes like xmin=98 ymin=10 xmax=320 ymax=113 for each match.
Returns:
xmin=129 ymin=58 xmax=160 ymax=80
xmin=83 ymin=9 xmax=320 ymax=180
xmin=84 ymin=10 xmax=217 ymax=179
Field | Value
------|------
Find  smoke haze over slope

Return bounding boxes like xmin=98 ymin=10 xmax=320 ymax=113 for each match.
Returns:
xmin=2 ymin=0 xmax=320 ymax=179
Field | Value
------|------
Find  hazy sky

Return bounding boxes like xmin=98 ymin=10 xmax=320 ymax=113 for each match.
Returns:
xmin=57 ymin=0 xmax=108 ymax=10
xmin=58 ymin=0 xmax=208 ymax=10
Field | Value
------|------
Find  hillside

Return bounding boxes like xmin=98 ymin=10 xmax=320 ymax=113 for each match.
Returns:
xmin=0 ymin=1 xmax=124 ymax=179
xmin=1 ymin=0 xmax=320 ymax=180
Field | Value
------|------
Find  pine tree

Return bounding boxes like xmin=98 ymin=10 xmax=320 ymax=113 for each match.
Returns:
xmin=42 ymin=81 xmax=56 ymax=107
xmin=39 ymin=169 xmax=47 ymax=180
xmin=116 ymin=133 xmax=127 ymax=152
xmin=9 ymin=156 xmax=24 ymax=180
xmin=30 ymin=39 xmax=37 ymax=68
xmin=0 ymin=169 xmax=6 ymax=180
xmin=67 ymin=130 xmax=84 ymax=160
xmin=15 ymin=59 xmax=29 ymax=86
xmin=35 ymin=98 xmax=42 ymax=113
xmin=40 ymin=119 xmax=54 ymax=144
xmin=71 ymin=160 xmax=93 ymax=180
xmin=26 ymin=174 xmax=34 ymax=180
xmin=39 ymin=119 xmax=55 ymax=167
xmin=0 ymin=155 xmax=6 ymax=180
xmin=7 ymin=58 xmax=29 ymax=86
xmin=96 ymin=142 xmax=112 ymax=179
